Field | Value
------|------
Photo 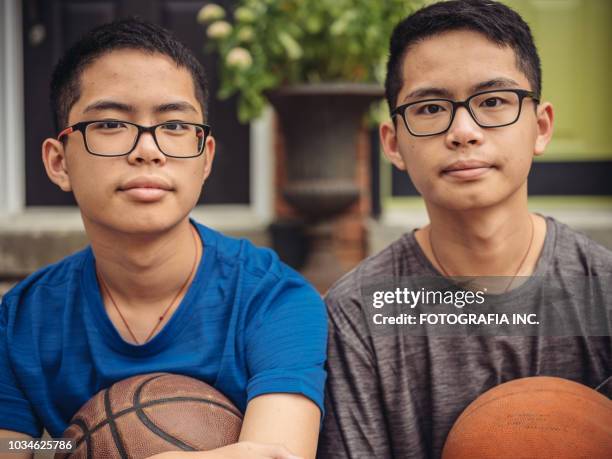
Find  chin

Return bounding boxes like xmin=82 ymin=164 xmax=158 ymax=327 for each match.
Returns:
xmin=129 ymin=212 xmax=189 ymax=233
xmin=431 ymin=190 xmax=509 ymax=211
xmin=84 ymin=209 xmax=189 ymax=236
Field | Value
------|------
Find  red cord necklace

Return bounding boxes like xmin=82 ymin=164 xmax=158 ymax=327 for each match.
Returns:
xmin=97 ymin=224 xmax=199 ymax=344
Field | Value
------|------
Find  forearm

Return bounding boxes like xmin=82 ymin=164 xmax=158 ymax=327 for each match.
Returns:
xmin=147 ymin=394 xmax=319 ymax=459
xmin=238 ymin=394 xmax=318 ymax=459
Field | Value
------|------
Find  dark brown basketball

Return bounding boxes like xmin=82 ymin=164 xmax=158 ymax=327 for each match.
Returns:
xmin=55 ymin=373 xmax=243 ymax=459
xmin=442 ymin=376 xmax=612 ymax=459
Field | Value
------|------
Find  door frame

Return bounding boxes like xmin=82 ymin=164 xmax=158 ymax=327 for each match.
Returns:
xmin=0 ymin=0 xmax=26 ymax=215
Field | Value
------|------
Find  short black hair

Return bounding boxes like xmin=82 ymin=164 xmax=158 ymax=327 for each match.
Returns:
xmin=385 ymin=0 xmax=541 ymax=112
xmin=50 ymin=17 xmax=208 ymax=131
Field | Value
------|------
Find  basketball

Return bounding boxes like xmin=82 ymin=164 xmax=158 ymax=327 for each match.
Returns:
xmin=442 ymin=376 xmax=612 ymax=458
xmin=55 ymin=373 xmax=243 ymax=459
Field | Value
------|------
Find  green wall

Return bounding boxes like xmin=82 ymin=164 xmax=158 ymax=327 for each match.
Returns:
xmin=504 ymin=0 xmax=612 ymax=161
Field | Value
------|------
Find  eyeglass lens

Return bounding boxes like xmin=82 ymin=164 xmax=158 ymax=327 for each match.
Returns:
xmin=404 ymin=91 xmax=522 ymax=135
xmin=85 ymin=121 xmax=205 ymax=157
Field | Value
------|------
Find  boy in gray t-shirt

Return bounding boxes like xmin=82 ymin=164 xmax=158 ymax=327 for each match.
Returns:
xmin=318 ymin=1 xmax=611 ymax=458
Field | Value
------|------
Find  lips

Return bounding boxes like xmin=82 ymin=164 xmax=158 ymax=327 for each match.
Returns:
xmin=442 ymin=160 xmax=495 ymax=180
xmin=118 ymin=176 xmax=173 ymax=202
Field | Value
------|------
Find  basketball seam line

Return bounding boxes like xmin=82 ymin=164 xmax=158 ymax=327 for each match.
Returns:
xmin=133 ymin=374 xmax=197 ymax=451
xmin=68 ymin=397 xmax=243 ymax=449
xmin=105 ymin=387 xmax=129 ymax=459
xmin=69 ymin=395 xmax=243 ymax=449
xmin=64 ymin=417 xmax=91 ymax=459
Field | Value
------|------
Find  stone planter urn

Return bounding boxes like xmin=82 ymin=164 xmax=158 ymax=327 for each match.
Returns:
xmin=267 ymin=83 xmax=384 ymax=291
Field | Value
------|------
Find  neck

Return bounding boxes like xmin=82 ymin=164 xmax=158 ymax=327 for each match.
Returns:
xmin=419 ymin=187 xmax=544 ymax=277
xmin=87 ymin=218 xmax=200 ymax=309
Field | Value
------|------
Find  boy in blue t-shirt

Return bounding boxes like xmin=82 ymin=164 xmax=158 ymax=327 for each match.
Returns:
xmin=0 ymin=18 xmax=326 ymax=459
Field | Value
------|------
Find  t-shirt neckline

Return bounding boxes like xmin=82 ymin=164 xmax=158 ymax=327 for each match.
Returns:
xmin=81 ymin=220 xmax=214 ymax=356
xmin=407 ymin=214 xmax=557 ymax=301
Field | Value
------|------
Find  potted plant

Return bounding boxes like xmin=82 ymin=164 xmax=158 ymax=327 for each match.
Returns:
xmin=198 ymin=0 xmax=420 ymax=122
xmin=198 ymin=0 xmax=421 ymax=289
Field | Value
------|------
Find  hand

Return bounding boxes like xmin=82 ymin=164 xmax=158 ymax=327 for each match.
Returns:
xmin=148 ymin=442 xmax=302 ymax=459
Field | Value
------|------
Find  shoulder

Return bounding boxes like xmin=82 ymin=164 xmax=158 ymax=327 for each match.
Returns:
xmin=546 ymin=216 xmax=612 ymax=275
xmin=193 ymin=222 xmax=321 ymax=321
xmin=324 ymin=233 xmax=419 ymax=339
xmin=194 ymin=224 xmax=326 ymax=347
xmin=325 ymin=232 xmax=420 ymax=310
xmin=195 ymin=221 xmax=295 ymax=281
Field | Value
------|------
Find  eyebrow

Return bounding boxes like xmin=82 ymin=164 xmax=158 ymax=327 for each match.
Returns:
xmin=155 ymin=101 xmax=199 ymax=115
xmin=470 ymin=77 xmax=520 ymax=92
xmin=404 ymin=87 xmax=452 ymax=101
xmin=82 ymin=100 xmax=199 ymax=115
xmin=83 ymin=100 xmax=135 ymax=114
xmin=402 ymin=77 xmax=522 ymax=103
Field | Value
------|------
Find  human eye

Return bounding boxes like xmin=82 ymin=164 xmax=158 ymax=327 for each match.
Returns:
xmin=477 ymin=93 xmax=515 ymax=109
xmin=90 ymin=120 xmax=128 ymax=131
xmin=480 ymin=97 xmax=505 ymax=108
xmin=161 ymin=121 xmax=191 ymax=132
xmin=414 ymin=102 xmax=447 ymax=116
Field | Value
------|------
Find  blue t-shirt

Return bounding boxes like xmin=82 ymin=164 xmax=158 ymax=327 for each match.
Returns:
xmin=0 ymin=221 xmax=327 ymax=437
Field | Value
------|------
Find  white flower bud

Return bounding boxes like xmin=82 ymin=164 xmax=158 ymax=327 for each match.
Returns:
xmin=207 ymin=21 xmax=232 ymax=39
xmin=197 ymin=4 xmax=226 ymax=23
xmin=226 ymin=47 xmax=253 ymax=70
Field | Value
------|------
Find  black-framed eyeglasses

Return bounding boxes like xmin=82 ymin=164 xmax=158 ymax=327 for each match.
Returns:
xmin=57 ymin=120 xmax=212 ymax=158
xmin=391 ymin=89 xmax=539 ymax=137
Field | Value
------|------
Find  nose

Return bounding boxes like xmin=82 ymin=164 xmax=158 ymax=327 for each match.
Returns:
xmin=444 ymin=106 xmax=484 ymax=150
xmin=127 ymin=129 xmax=167 ymax=165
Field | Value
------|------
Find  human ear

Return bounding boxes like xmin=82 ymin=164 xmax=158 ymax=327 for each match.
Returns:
xmin=42 ymin=138 xmax=72 ymax=192
xmin=380 ymin=120 xmax=407 ymax=171
xmin=201 ymin=135 xmax=216 ymax=184
xmin=534 ymin=102 xmax=554 ymax=157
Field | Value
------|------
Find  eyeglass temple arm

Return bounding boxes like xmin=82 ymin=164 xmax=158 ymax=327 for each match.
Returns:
xmin=57 ymin=126 xmax=74 ymax=140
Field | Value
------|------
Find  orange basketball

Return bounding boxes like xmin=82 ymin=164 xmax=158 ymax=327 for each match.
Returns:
xmin=56 ymin=373 xmax=242 ymax=459
xmin=442 ymin=376 xmax=612 ymax=459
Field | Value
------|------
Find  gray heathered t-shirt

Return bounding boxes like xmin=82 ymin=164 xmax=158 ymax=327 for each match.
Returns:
xmin=318 ymin=217 xmax=611 ymax=459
